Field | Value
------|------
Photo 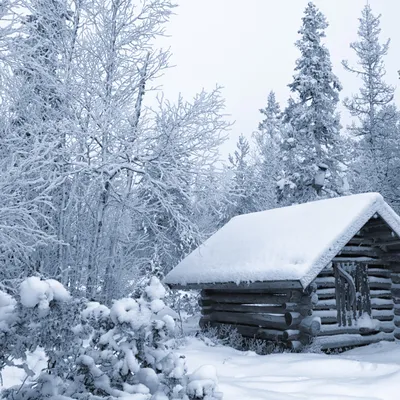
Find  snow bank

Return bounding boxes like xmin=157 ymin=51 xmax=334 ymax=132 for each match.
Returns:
xmin=19 ymin=277 xmax=70 ymax=309
xmin=165 ymin=192 xmax=400 ymax=288
xmin=181 ymin=337 xmax=400 ymax=400
xmin=187 ymin=365 xmax=220 ymax=399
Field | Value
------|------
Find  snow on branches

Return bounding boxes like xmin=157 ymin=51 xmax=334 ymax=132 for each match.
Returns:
xmin=0 ymin=276 xmax=221 ymax=399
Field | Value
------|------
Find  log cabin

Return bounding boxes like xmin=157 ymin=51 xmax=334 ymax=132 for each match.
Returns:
xmin=164 ymin=193 xmax=400 ymax=351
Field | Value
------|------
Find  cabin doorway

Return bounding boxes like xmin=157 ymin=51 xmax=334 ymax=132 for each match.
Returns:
xmin=334 ymin=262 xmax=371 ymax=327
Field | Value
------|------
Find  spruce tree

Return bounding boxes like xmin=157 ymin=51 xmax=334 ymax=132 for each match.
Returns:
xmin=343 ymin=4 xmax=395 ymax=194
xmin=279 ymin=2 xmax=342 ymax=205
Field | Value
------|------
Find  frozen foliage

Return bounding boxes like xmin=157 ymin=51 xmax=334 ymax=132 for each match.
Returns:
xmin=165 ymin=193 xmax=400 ymax=288
xmin=19 ymin=277 xmax=70 ymax=309
xmin=0 ymin=277 xmax=220 ymax=399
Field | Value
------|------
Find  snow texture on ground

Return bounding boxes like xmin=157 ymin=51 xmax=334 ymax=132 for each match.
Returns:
xmin=2 ymin=337 xmax=400 ymax=399
xmin=165 ymin=192 xmax=400 ymax=288
xmin=181 ymin=338 xmax=400 ymax=400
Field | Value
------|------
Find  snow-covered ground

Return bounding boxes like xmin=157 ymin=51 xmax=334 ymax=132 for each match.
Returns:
xmin=2 ymin=335 xmax=400 ymax=399
xmin=181 ymin=338 xmax=400 ymax=400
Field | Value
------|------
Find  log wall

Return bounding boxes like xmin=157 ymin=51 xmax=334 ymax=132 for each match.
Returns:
xmin=199 ymin=286 xmax=316 ymax=350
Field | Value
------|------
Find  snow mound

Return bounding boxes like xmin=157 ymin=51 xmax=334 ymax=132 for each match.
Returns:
xmin=356 ymin=312 xmax=380 ymax=330
xmin=19 ymin=277 xmax=71 ymax=309
xmin=165 ymin=193 xmax=400 ymax=288
xmin=0 ymin=290 xmax=17 ymax=332
xmin=187 ymin=365 xmax=220 ymax=399
xmin=145 ymin=277 xmax=166 ymax=301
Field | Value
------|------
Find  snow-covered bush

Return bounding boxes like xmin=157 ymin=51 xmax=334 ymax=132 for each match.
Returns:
xmin=0 ymin=276 xmax=221 ymax=400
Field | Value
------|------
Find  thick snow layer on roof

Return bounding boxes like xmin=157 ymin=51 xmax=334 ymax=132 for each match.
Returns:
xmin=164 ymin=193 xmax=400 ymax=288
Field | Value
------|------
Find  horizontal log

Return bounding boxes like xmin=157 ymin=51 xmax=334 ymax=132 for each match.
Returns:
xmin=368 ymin=277 xmax=392 ymax=290
xmin=371 ymin=309 xmax=394 ymax=321
xmin=337 ymin=246 xmax=381 ymax=257
xmin=395 ymin=319 xmax=400 ymax=328
xmin=367 ymin=268 xmax=391 ymax=278
xmin=333 ymin=256 xmax=390 ymax=265
xmin=299 ymin=316 xmax=321 ymax=336
xmin=379 ymin=253 xmax=400 ymax=262
xmin=316 ymin=289 xmax=393 ymax=300
xmin=362 ymin=230 xmax=397 ymax=240
xmin=207 ymin=311 xmax=289 ymax=330
xmin=299 ymin=333 xmax=314 ymax=346
xmin=284 ymin=312 xmax=302 ymax=328
xmin=284 ymin=302 xmax=313 ymax=316
xmin=346 ymin=237 xmax=374 ymax=246
xmin=312 ymin=310 xmax=337 ymax=324
xmin=370 ymin=289 xmax=392 ymax=299
xmin=395 ymin=329 xmax=400 ymax=340
xmin=314 ymin=277 xmax=335 ymax=289
xmin=201 ymin=303 xmax=286 ymax=314
xmin=202 ymin=301 xmax=313 ymax=316
xmin=314 ymin=298 xmax=336 ymax=310
xmin=314 ymin=332 xmax=394 ymax=350
xmin=201 ymin=291 xmax=303 ymax=305
xmin=377 ymin=239 xmax=400 ymax=247
xmin=318 ymin=268 xmax=334 ymax=277
xmin=316 ymin=288 xmax=335 ymax=299
xmin=170 ymin=280 xmax=304 ymax=291
xmin=319 ymin=322 xmax=394 ymax=336
xmin=371 ymin=298 xmax=394 ymax=310
xmin=282 ymin=329 xmax=300 ymax=341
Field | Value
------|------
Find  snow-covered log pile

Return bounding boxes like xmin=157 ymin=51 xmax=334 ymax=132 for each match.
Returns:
xmin=0 ymin=277 xmax=222 ymax=399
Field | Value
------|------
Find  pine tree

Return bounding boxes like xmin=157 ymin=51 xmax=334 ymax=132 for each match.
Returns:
xmin=258 ymin=91 xmax=282 ymax=142
xmin=221 ymin=134 xmax=258 ymax=223
xmin=279 ymin=2 xmax=342 ymax=205
xmin=342 ymin=4 xmax=395 ymax=192
xmin=252 ymin=91 xmax=280 ymax=210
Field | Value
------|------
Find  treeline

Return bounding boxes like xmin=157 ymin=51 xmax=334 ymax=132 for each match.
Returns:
xmin=0 ymin=1 xmax=398 ymax=302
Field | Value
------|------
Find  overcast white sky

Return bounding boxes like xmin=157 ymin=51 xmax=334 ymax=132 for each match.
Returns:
xmin=151 ymin=0 xmax=400 ymax=157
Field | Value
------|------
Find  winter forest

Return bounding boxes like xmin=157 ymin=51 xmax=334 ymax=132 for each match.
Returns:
xmin=1 ymin=0 xmax=400 ymax=399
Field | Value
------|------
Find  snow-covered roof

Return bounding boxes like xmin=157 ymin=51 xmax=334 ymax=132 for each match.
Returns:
xmin=164 ymin=193 xmax=400 ymax=289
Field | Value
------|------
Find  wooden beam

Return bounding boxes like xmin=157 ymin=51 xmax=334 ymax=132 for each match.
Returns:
xmin=282 ymin=329 xmax=300 ymax=341
xmin=337 ymin=246 xmax=381 ymax=258
xmin=201 ymin=291 xmax=303 ymax=305
xmin=314 ymin=332 xmax=394 ymax=350
xmin=319 ymin=323 xmax=394 ymax=336
xmin=168 ymin=280 xmax=303 ymax=291
xmin=333 ymin=256 xmax=390 ymax=265
xmin=299 ymin=316 xmax=321 ymax=336
xmin=284 ymin=312 xmax=302 ymax=328
xmin=367 ymin=268 xmax=391 ymax=278
xmin=201 ymin=303 xmax=286 ymax=314
xmin=206 ymin=311 xmax=289 ymax=330
xmin=346 ymin=237 xmax=374 ymax=246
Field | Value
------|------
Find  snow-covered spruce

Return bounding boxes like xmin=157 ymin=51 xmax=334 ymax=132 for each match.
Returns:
xmin=0 ymin=276 xmax=221 ymax=399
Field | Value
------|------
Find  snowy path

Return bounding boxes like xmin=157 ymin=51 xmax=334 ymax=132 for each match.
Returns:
xmin=182 ymin=338 xmax=400 ymax=400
